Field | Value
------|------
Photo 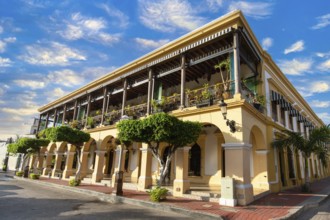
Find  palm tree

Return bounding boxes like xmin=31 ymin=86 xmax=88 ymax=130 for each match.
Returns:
xmin=271 ymin=125 xmax=330 ymax=192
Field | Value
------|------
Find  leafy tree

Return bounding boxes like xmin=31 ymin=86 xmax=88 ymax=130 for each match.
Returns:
xmin=272 ymin=125 xmax=330 ymax=192
xmin=117 ymin=113 xmax=202 ymax=186
xmin=39 ymin=126 xmax=90 ymax=182
xmin=7 ymin=137 xmax=50 ymax=173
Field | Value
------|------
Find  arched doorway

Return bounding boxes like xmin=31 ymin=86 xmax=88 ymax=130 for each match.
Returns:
xmin=189 ymin=143 xmax=201 ymax=176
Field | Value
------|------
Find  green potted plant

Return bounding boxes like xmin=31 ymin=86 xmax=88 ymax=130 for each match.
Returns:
xmin=214 ymin=57 xmax=231 ymax=99
xmin=152 ymin=96 xmax=167 ymax=112
xmin=197 ymin=83 xmax=213 ymax=107
xmin=148 ymin=186 xmax=169 ymax=202
xmin=253 ymin=94 xmax=266 ymax=111
xmin=86 ymin=117 xmax=95 ymax=129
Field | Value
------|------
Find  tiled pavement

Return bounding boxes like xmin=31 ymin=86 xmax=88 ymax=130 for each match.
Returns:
xmin=12 ymin=175 xmax=330 ymax=220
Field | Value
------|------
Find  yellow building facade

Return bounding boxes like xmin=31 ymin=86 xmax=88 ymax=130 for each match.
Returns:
xmin=36 ymin=11 xmax=328 ymax=206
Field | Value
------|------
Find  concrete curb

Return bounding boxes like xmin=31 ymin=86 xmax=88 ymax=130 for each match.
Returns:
xmin=13 ymin=176 xmax=222 ymax=220
xmin=273 ymin=186 xmax=330 ymax=220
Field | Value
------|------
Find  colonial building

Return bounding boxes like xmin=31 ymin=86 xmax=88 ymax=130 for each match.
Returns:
xmin=36 ymin=10 xmax=328 ymax=206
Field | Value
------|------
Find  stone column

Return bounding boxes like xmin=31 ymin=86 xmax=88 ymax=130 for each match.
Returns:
xmin=42 ymin=152 xmax=53 ymax=176
xmin=63 ymin=152 xmax=75 ymax=178
xmin=29 ymin=154 xmax=37 ymax=169
xmin=173 ymin=146 xmax=191 ymax=197
xmin=91 ymin=150 xmax=106 ymax=183
xmin=111 ymin=146 xmax=127 ymax=187
xmin=52 ymin=151 xmax=64 ymax=178
xmin=80 ymin=152 xmax=89 ymax=179
xmin=180 ymin=54 xmax=186 ymax=108
xmin=37 ymin=153 xmax=45 ymax=169
xmin=220 ymin=143 xmax=254 ymax=206
xmin=138 ymin=144 xmax=153 ymax=191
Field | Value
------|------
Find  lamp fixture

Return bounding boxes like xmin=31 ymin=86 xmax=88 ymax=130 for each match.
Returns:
xmin=218 ymin=100 xmax=236 ymax=133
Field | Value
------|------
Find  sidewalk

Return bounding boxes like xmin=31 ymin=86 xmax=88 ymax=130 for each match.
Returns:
xmin=10 ymin=173 xmax=330 ymax=220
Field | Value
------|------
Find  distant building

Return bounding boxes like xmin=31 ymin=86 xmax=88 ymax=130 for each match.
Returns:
xmin=35 ymin=11 xmax=328 ymax=206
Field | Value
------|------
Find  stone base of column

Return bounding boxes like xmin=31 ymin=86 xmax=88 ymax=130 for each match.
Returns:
xmin=138 ymin=176 xmax=152 ymax=191
xmin=235 ymin=184 xmax=254 ymax=205
xmin=173 ymin=179 xmax=190 ymax=197
xmin=219 ymin=198 xmax=237 ymax=207
xmin=92 ymin=172 xmax=103 ymax=183
xmin=63 ymin=169 xmax=74 ymax=179
xmin=42 ymin=167 xmax=52 ymax=176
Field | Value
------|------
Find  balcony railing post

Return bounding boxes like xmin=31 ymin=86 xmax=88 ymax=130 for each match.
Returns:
xmin=180 ymin=54 xmax=186 ymax=108
xmin=233 ymin=31 xmax=241 ymax=95
xmin=147 ymin=69 xmax=153 ymax=115
xmin=73 ymin=99 xmax=78 ymax=121
xmin=101 ymin=87 xmax=108 ymax=125
xmin=121 ymin=78 xmax=128 ymax=117
xmin=62 ymin=104 xmax=67 ymax=125
xmin=53 ymin=109 xmax=58 ymax=127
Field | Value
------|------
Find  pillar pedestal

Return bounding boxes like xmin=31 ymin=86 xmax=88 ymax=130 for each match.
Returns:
xmin=63 ymin=152 xmax=75 ymax=178
xmin=138 ymin=145 xmax=152 ymax=191
xmin=52 ymin=151 xmax=64 ymax=178
xmin=42 ymin=152 xmax=53 ymax=176
xmin=220 ymin=143 xmax=254 ymax=206
xmin=173 ymin=147 xmax=191 ymax=197
xmin=91 ymin=151 xmax=106 ymax=183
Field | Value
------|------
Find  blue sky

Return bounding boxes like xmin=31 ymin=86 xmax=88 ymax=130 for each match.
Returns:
xmin=0 ymin=0 xmax=329 ymax=139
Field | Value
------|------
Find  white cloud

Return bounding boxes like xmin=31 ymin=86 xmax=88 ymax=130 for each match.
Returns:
xmin=14 ymin=80 xmax=46 ymax=89
xmin=20 ymin=41 xmax=86 ymax=66
xmin=278 ymin=58 xmax=312 ymax=75
xmin=4 ymin=37 xmax=16 ymax=43
xmin=316 ymin=52 xmax=330 ymax=58
xmin=135 ymin=38 xmax=170 ymax=49
xmin=318 ymin=59 xmax=330 ymax=72
xmin=310 ymin=100 xmax=330 ymax=108
xmin=261 ymin=37 xmax=273 ymax=50
xmin=0 ymin=37 xmax=16 ymax=53
xmin=284 ymin=40 xmax=304 ymax=54
xmin=48 ymin=69 xmax=83 ymax=87
xmin=98 ymin=4 xmax=129 ymax=29
xmin=317 ymin=112 xmax=330 ymax=124
xmin=138 ymin=0 xmax=206 ymax=32
xmin=1 ymin=106 xmax=38 ymax=116
xmin=0 ymin=57 xmax=12 ymax=67
xmin=0 ymin=40 xmax=5 ymax=52
xmin=311 ymin=14 xmax=330 ymax=30
xmin=298 ymin=81 xmax=330 ymax=98
xmin=82 ymin=66 xmax=117 ymax=81
xmin=45 ymin=87 xmax=67 ymax=102
xmin=227 ymin=1 xmax=273 ymax=19
xmin=57 ymin=12 xmax=120 ymax=45
xmin=205 ymin=0 xmax=223 ymax=12
xmin=0 ymin=87 xmax=4 ymax=96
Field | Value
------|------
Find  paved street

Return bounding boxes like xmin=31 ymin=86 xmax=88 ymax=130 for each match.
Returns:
xmin=298 ymin=197 xmax=330 ymax=220
xmin=0 ymin=174 xmax=192 ymax=220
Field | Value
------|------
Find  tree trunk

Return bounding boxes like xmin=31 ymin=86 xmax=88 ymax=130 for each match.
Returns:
xmin=75 ymin=147 xmax=82 ymax=181
xmin=158 ymin=154 xmax=173 ymax=187
xmin=20 ymin=154 xmax=29 ymax=171
xmin=304 ymin=156 xmax=311 ymax=192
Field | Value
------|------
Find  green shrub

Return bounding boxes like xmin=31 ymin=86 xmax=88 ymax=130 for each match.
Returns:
xmin=16 ymin=171 xmax=23 ymax=177
xmin=30 ymin=173 xmax=40 ymax=179
xmin=69 ymin=179 xmax=81 ymax=187
xmin=148 ymin=186 xmax=168 ymax=202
